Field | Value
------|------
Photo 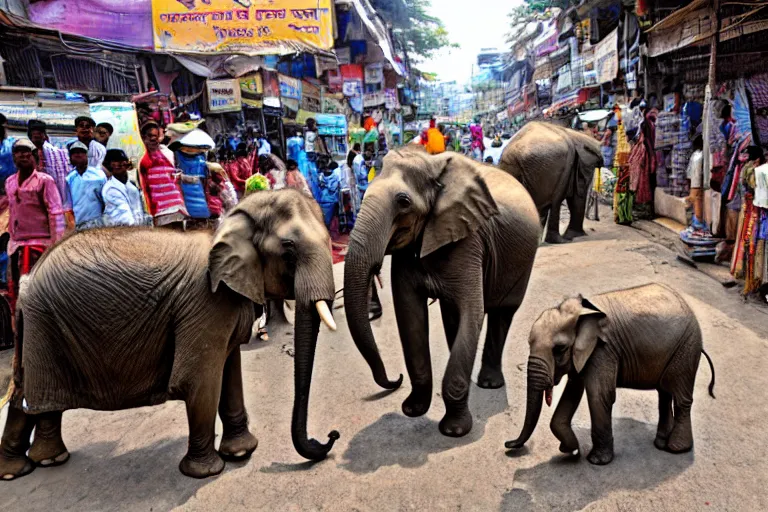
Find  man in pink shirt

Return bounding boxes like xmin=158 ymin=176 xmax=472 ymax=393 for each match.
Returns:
xmin=6 ymin=138 xmax=65 ymax=311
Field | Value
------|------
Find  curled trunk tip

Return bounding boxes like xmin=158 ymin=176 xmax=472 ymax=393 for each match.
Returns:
xmin=505 ymin=389 xmax=544 ymax=450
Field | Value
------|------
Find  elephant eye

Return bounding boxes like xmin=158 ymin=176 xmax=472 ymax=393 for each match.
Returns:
xmin=281 ymin=239 xmax=296 ymax=250
xmin=395 ymin=193 xmax=411 ymax=209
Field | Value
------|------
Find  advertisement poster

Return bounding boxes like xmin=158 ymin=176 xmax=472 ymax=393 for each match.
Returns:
xmin=89 ymin=102 xmax=144 ymax=181
xmin=301 ymin=81 xmax=321 ymax=113
xmin=364 ymin=91 xmax=386 ymax=108
xmin=239 ymin=73 xmax=263 ymax=107
xmin=152 ymin=0 xmax=334 ymax=55
xmin=594 ymin=28 xmax=618 ymax=85
xmin=279 ymin=74 xmax=301 ymax=100
xmin=205 ymin=79 xmax=242 ymax=113
xmin=365 ymin=63 xmax=384 ymax=85
xmin=384 ymin=89 xmax=400 ymax=110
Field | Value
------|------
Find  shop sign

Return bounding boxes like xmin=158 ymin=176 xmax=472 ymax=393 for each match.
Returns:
xmin=594 ymin=28 xmax=618 ymax=85
xmin=151 ymin=0 xmax=334 ymax=55
xmin=721 ymin=17 xmax=768 ymax=42
xmin=279 ymin=74 xmax=301 ymax=100
xmin=301 ymin=81 xmax=321 ymax=112
xmin=364 ymin=91 xmax=386 ymax=108
xmin=384 ymin=88 xmax=400 ymax=110
xmin=239 ymin=73 xmax=263 ymax=108
xmin=206 ymin=79 xmax=242 ymax=113
xmin=365 ymin=63 xmax=384 ymax=85
xmin=0 ymin=101 xmax=90 ymax=132
xmin=647 ymin=8 xmax=715 ymax=57
xmin=581 ymin=46 xmax=597 ymax=87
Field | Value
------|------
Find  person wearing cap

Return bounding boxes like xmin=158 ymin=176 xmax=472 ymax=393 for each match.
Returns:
xmin=66 ymin=141 xmax=107 ymax=230
xmin=69 ymin=116 xmax=106 ymax=170
xmin=102 ymin=149 xmax=148 ymax=227
xmin=94 ymin=122 xmax=114 ymax=148
xmin=6 ymin=138 xmax=65 ymax=311
xmin=27 ymin=119 xmax=75 ymax=230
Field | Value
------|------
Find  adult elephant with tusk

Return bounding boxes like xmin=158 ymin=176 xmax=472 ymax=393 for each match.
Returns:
xmin=344 ymin=146 xmax=540 ymax=437
xmin=0 ymin=189 xmax=339 ymax=481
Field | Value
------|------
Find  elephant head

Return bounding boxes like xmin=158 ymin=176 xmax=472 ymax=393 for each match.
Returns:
xmin=344 ymin=147 xmax=499 ymax=389
xmin=506 ymin=296 xmax=605 ymax=449
xmin=209 ymin=189 xmax=340 ymax=460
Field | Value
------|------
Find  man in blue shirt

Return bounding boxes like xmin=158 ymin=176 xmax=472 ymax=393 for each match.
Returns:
xmin=66 ymin=142 xmax=107 ymax=230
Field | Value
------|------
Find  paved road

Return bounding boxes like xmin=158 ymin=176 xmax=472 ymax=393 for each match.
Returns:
xmin=1 ymin=208 xmax=767 ymax=511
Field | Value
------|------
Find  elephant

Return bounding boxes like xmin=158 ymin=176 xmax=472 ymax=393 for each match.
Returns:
xmin=505 ymin=283 xmax=716 ymax=465
xmin=498 ymin=121 xmax=603 ymax=244
xmin=344 ymin=146 xmax=540 ymax=437
xmin=0 ymin=189 xmax=339 ymax=480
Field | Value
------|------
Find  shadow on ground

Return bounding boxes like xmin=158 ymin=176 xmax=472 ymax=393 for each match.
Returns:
xmin=0 ymin=438 xmax=228 ymax=511
xmin=340 ymin=384 xmax=508 ymax=473
xmin=499 ymin=418 xmax=694 ymax=511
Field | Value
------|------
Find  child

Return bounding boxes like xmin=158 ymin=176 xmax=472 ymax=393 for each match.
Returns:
xmin=284 ymin=158 xmax=312 ymax=196
xmin=66 ymin=141 xmax=107 ymax=230
xmin=102 ymin=149 xmax=149 ymax=227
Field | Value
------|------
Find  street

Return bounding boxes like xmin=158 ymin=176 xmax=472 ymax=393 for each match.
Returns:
xmin=1 ymin=207 xmax=766 ymax=511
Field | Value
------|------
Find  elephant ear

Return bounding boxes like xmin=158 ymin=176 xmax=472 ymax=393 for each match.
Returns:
xmin=209 ymin=213 xmax=265 ymax=304
xmin=572 ymin=298 xmax=607 ymax=373
xmin=421 ymin=154 xmax=499 ymax=258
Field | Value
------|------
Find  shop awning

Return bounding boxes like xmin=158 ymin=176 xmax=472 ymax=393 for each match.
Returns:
xmin=646 ymin=0 xmax=708 ymax=34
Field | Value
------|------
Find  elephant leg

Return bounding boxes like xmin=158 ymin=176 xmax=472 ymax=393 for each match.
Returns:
xmin=550 ymin=372 xmax=585 ymax=455
xmin=661 ymin=335 xmax=700 ymax=453
xmin=180 ymin=374 xmax=225 ymax=478
xmin=440 ymin=300 xmax=460 ymax=351
xmin=584 ymin=356 xmax=617 ymax=465
xmin=654 ymin=390 xmax=675 ymax=450
xmin=0 ymin=405 xmax=35 ymax=480
xmin=439 ymin=306 xmax=484 ymax=437
xmin=538 ymin=206 xmax=551 ymax=231
xmin=268 ymin=299 xmax=291 ymax=331
xmin=392 ymin=258 xmax=431 ymax=418
xmin=544 ymin=201 xmax=569 ymax=244
xmin=564 ymin=195 xmax=588 ymax=239
xmin=477 ymin=306 xmax=517 ymax=389
xmin=29 ymin=411 xmax=69 ymax=467
xmin=218 ymin=347 xmax=258 ymax=461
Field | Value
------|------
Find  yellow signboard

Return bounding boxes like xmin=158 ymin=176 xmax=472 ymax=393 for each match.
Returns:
xmin=152 ymin=0 xmax=334 ymax=55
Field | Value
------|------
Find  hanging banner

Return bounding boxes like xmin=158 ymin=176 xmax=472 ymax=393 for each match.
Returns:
xmin=594 ymin=28 xmax=618 ymax=85
xmin=364 ymin=91 xmax=386 ymax=108
xmin=239 ymin=73 xmax=263 ymax=108
xmin=365 ymin=63 xmax=384 ymax=85
xmin=151 ymin=0 xmax=334 ymax=55
xmin=89 ymin=102 xmax=144 ymax=185
xmin=301 ymin=81 xmax=322 ymax=112
xmin=205 ymin=79 xmax=242 ymax=113
xmin=278 ymin=74 xmax=301 ymax=100
xmin=384 ymin=88 xmax=400 ymax=110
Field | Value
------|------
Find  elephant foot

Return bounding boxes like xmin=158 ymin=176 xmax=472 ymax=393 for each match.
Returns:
xmin=29 ymin=437 xmax=70 ymax=468
xmin=653 ymin=434 xmax=668 ymax=451
xmin=665 ymin=432 xmax=693 ymax=453
xmin=0 ymin=452 xmax=35 ymax=481
xmin=439 ymin=408 xmax=473 ymax=437
xmin=563 ymin=229 xmax=587 ymax=240
xmin=559 ymin=442 xmax=580 ymax=457
xmin=219 ymin=430 xmax=258 ymax=461
xmin=586 ymin=446 xmax=614 ymax=465
xmin=544 ymin=233 xmax=570 ymax=244
xmin=402 ymin=388 xmax=432 ymax=417
xmin=477 ymin=366 xmax=505 ymax=389
xmin=179 ymin=451 xmax=225 ymax=479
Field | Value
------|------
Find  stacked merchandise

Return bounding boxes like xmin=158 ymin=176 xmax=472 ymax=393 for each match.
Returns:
xmin=731 ymin=162 xmax=768 ymax=299
xmin=613 ymin=119 xmax=633 ymax=224
xmin=655 ymin=112 xmax=689 ymax=196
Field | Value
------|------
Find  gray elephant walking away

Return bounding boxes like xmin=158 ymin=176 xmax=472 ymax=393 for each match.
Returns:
xmin=499 ymin=122 xmax=603 ymax=244
xmin=506 ymin=283 xmax=716 ymax=465
xmin=0 ymin=190 xmax=339 ymax=480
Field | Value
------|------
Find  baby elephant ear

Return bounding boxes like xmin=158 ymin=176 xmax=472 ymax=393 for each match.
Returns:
xmin=573 ymin=298 xmax=606 ymax=373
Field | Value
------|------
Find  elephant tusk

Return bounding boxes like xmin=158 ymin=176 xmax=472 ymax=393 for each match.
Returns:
xmin=316 ymin=301 xmax=337 ymax=331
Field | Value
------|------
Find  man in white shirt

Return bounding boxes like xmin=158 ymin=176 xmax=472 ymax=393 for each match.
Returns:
xmin=102 ymin=149 xmax=148 ymax=227
xmin=256 ymin=131 xmax=271 ymax=156
xmin=70 ymin=116 xmax=106 ymax=169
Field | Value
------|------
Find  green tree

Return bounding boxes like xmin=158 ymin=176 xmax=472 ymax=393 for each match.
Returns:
xmin=374 ymin=0 xmax=458 ymax=62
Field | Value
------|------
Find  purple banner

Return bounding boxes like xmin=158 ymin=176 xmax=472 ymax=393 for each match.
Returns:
xmin=28 ymin=0 xmax=154 ymax=49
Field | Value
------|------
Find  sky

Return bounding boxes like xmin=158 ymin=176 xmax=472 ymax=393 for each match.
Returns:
xmin=417 ymin=0 xmax=523 ymax=85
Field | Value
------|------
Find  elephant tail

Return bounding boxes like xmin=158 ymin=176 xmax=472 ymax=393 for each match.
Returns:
xmin=701 ymin=349 xmax=716 ymax=399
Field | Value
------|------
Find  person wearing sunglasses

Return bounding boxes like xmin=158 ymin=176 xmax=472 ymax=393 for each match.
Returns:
xmin=5 ymin=138 xmax=65 ymax=312
xmin=67 ymin=116 xmax=106 ymax=170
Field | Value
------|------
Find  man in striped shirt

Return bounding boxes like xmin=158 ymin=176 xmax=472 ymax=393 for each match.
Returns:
xmin=138 ymin=122 xmax=187 ymax=227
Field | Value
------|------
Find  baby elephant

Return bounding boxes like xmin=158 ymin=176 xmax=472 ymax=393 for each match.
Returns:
xmin=506 ymin=283 xmax=715 ymax=465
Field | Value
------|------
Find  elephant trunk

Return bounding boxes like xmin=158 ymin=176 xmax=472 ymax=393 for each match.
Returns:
xmin=291 ymin=302 xmax=339 ymax=460
xmin=343 ymin=197 xmax=403 ymax=390
xmin=505 ymin=357 xmax=551 ymax=450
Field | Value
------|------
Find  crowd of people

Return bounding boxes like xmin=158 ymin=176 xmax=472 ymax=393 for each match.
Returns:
xmin=0 ymin=112 xmax=385 ymax=347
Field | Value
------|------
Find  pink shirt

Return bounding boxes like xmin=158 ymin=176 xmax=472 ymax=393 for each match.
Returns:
xmin=6 ymin=170 xmax=65 ymax=256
